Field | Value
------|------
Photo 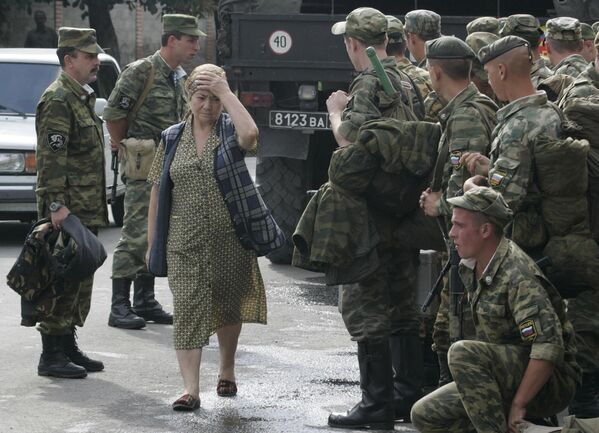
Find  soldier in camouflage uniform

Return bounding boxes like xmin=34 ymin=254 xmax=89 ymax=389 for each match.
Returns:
xmin=580 ymin=23 xmax=597 ymax=62
xmin=104 ymin=15 xmax=203 ymax=329
xmin=327 ymin=7 xmax=422 ymax=429
xmin=500 ymin=14 xmax=554 ymax=88
xmin=411 ymin=187 xmax=580 ymax=433
xmin=35 ymin=27 xmax=107 ymax=378
xmin=419 ymin=36 xmax=498 ymax=387
xmin=546 ymin=17 xmax=589 ymax=77
xmin=464 ymin=35 xmax=599 ymax=419
xmin=404 ymin=9 xmax=442 ymax=70
xmin=465 ymin=32 xmax=500 ymax=101
xmin=466 ymin=16 xmax=500 ymax=35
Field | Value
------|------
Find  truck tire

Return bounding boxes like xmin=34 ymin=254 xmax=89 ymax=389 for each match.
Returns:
xmin=256 ymin=156 xmax=306 ymax=264
xmin=111 ymin=194 xmax=125 ymax=227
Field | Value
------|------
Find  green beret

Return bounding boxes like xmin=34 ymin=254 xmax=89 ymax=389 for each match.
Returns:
xmin=467 ymin=17 xmax=500 ymax=35
xmin=426 ymin=36 xmax=475 ymax=59
xmin=331 ymin=7 xmax=387 ymax=45
xmin=546 ymin=17 xmax=581 ymax=41
xmin=500 ymin=14 xmax=542 ymax=40
xmin=404 ymin=9 xmax=441 ymax=38
xmin=386 ymin=15 xmax=405 ymax=43
xmin=478 ymin=35 xmax=531 ymax=65
xmin=580 ymin=23 xmax=596 ymax=41
xmin=162 ymin=14 xmax=205 ymax=37
xmin=447 ymin=186 xmax=513 ymax=228
xmin=58 ymin=27 xmax=103 ymax=54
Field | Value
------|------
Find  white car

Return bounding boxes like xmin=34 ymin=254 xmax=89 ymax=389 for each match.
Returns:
xmin=0 ymin=48 xmax=125 ymax=225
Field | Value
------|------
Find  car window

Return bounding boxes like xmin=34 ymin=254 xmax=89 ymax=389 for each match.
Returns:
xmin=90 ymin=61 xmax=119 ymax=99
xmin=0 ymin=62 xmax=60 ymax=115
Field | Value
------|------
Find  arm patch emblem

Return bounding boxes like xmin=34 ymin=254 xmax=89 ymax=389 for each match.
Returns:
xmin=118 ymin=95 xmax=132 ymax=110
xmin=47 ymin=132 xmax=67 ymax=152
xmin=450 ymin=151 xmax=462 ymax=170
xmin=490 ymin=170 xmax=507 ymax=188
xmin=519 ymin=319 xmax=538 ymax=342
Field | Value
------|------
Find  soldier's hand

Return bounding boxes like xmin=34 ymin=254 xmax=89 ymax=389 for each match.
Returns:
xmin=50 ymin=206 xmax=71 ymax=230
xmin=507 ymin=402 xmax=526 ymax=433
xmin=460 ymin=152 xmax=490 ymax=176
xmin=463 ymin=175 xmax=489 ymax=192
xmin=326 ymin=90 xmax=349 ymax=115
xmin=420 ymin=188 xmax=442 ymax=217
xmin=109 ymin=136 xmax=120 ymax=153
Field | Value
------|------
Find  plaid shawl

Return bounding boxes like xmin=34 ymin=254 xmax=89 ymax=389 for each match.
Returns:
xmin=149 ymin=114 xmax=284 ymax=276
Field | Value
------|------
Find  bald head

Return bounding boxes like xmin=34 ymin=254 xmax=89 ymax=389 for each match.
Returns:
xmin=485 ymin=45 xmax=533 ymax=101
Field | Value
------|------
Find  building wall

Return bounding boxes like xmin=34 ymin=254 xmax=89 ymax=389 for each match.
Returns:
xmin=1 ymin=2 xmax=214 ymax=68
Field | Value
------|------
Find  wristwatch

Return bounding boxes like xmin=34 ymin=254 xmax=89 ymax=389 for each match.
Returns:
xmin=49 ymin=202 xmax=64 ymax=213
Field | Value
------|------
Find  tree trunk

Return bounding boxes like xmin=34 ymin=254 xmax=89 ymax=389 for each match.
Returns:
xmin=87 ymin=0 xmax=120 ymax=64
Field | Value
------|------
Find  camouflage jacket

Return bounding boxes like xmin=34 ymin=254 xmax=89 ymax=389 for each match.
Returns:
xmin=339 ymin=57 xmax=418 ymax=142
xmin=553 ymin=54 xmax=588 ymax=78
xmin=395 ymin=57 xmax=433 ymax=100
xmin=531 ymin=58 xmax=554 ymax=89
xmin=459 ymin=237 xmax=580 ymax=381
xmin=489 ymin=91 xmax=561 ymax=250
xmin=557 ymin=62 xmax=599 ymax=103
xmin=103 ymin=50 xmax=187 ymax=141
xmin=434 ymin=83 xmax=497 ymax=220
xmin=35 ymin=72 xmax=108 ymax=227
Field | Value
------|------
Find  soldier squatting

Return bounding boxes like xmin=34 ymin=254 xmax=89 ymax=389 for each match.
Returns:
xmin=28 ymin=5 xmax=599 ymax=433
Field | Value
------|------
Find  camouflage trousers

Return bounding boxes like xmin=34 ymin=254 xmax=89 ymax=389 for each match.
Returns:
xmin=112 ymin=179 xmax=152 ymax=279
xmin=411 ymin=340 xmax=577 ymax=433
xmin=568 ymin=289 xmax=599 ymax=372
xmin=341 ymin=246 xmax=419 ymax=341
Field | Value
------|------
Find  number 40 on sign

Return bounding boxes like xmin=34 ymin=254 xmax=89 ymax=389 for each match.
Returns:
xmin=269 ymin=30 xmax=292 ymax=55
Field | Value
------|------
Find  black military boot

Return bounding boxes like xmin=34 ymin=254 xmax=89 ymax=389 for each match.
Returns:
xmin=437 ymin=351 xmax=453 ymax=387
xmin=38 ymin=333 xmax=87 ymax=378
xmin=108 ymin=278 xmax=146 ymax=329
xmin=328 ymin=339 xmax=394 ymax=430
xmin=62 ymin=328 xmax=104 ymax=372
xmin=389 ymin=334 xmax=424 ymax=421
xmin=569 ymin=371 xmax=599 ymax=418
xmin=132 ymin=276 xmax=173 ymax=324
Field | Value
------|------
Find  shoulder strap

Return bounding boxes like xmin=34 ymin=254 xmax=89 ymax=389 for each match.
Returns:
xmin=126 ymin=59 xmax=155 ymax=128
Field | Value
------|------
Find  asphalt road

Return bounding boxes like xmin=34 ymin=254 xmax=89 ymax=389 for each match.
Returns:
xmin=0 ymin=170 xmax=419 ymax=433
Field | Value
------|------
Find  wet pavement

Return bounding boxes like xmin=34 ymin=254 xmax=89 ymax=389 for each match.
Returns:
xmin=0 ymin=221 xmax=419 ymax=433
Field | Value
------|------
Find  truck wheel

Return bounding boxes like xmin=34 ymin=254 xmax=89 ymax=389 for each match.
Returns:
xmin=256 ymin=156 xmax=306 ymax=264
xmin=111 ymin=194 xmax=125 ymax=227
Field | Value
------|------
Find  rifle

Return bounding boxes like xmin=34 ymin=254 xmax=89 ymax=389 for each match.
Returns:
xmin=111 ymin=150 xmax=119 ymax=202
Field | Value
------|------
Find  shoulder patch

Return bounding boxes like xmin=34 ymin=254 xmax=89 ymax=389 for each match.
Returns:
xmin=519 ymin=319 xmax=537 ymax=342
xmin=490 ymin=170 xmax=507 ymax=188
xmin=47 ymin=132 xmax=67 ymax=152
xmin=450 ymin=150 xmax=462 ymax=170
xmin=118 ymin=95 xmax=132 ymax=110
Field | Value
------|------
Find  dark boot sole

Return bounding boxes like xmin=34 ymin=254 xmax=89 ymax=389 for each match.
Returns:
xmin=327 ymin=421 xmax=395 ymax=430
xmin=135 ymin=312 xmax=172 ymax=324
xmin=38 ymin=369 xmax=87 ymax=379
xmin=107 ymin=319 xmax=146 ymax=330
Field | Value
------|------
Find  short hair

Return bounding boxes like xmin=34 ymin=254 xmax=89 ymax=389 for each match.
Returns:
xmin=429 ymin=58 xmax=472 ymax=81
xmin=408 ymin=31 xmax=440 ymax=42
xmin=472 ymin=210 xmax=503 ymax=237
xmin=56 ymin=47 xmax=78 ymax=67
xmin=343 ymin=34 xmax=386 ymax=50
xmin=161 ymin=30 xmax=184 ymax=47
xmin=547 ymin=38 xmax=583 ymax=54
xmin=386 ymin=41 xmax=407 ymax=56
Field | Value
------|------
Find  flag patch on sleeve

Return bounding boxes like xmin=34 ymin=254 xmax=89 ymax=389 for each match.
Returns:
xmin=490 ymin=170 xmax=506 ymax=188
xmin=519 ymin=319 xmax=537 ymax=342
xmin=450 ymin=151 xmax=462 ymax=170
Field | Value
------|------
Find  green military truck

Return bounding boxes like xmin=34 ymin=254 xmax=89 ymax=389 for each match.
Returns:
xmin=218 ymin=0 xmax=596 ymax=264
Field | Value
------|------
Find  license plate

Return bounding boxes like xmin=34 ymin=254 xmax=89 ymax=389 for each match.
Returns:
xmin=269 ymin=110 xmax=330 ymax=130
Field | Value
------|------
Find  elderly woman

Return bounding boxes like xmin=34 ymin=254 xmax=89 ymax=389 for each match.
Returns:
xmin=146 ymin=64 xmax=267 ymax=411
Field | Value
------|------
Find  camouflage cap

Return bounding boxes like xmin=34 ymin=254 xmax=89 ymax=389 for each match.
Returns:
xmin=545 ymin=17 xmax=581 ymax=41
xmin=404 ymin=9 xmax=441 ymax=38
xmin=596 ymin=31 xmax=599 ymax=50
xmin=499 ymin=14 xmax=542 ymax=40
xmin=426 ymin=35 xmax=475 ymax=59
xmin=593 ymin=21 xmax=599 ymax=34
xmin=331 ymin=7 xmax=387 ymax=45
xmin=162 ymin=14 xmax=205 ymax=37
xmin=478 ymin=35 xmax=531 ymax=65
xmin=58 ymin=27 xmax=103 ymax=54
xmin=580 ymin=22 xmax=595 ymax=41
xmin=447 ymin=186 xmax=513 ymax=228
xmin=386 ymin=15 xmax=405 ymax=43
xmin=467 ymin=17 xmax=500 ymax=35
xmin=466 ymin=32 xmax=500 ymax=82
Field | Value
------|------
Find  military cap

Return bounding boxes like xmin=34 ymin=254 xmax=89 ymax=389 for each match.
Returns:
xmin=466 ymin=32 xmax=500 ymax=82
xmin=404 ymin=9 xmax=441 ymax=38
xmin=596 ymin=31 xmax=599 ymax=50
xmin=545 ymin=17 xmax=581 ymax=41
xmin=426 ymin=36 xmax=475 ymax=59
xmin=58 ymin=27 xmax=103 ymax=54
xmin=500 ymin=14 xmax=542 ymax=39
xmin=478 ymin=35 xmax=531 ymax=65
xmin=162 ymin=14 xmax=205 ymax=37
xmin=331 ymin=7 xmax=387 ymax=44
xmin=447 ymin=186 xmax=513 ymax=228
xmin=593 ymin=21 xmax=599 ymax=34
xmin=386 ymin=15 xmax=405 ymax=43
xmin=467 ymin=17 xmax=500 ymax=35
xmin=580 ymin=22 xmax=595 ymax=41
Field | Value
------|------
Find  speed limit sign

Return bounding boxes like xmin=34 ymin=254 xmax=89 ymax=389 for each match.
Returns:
xmin=269 ymin=30 xmax=292 ymax=55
